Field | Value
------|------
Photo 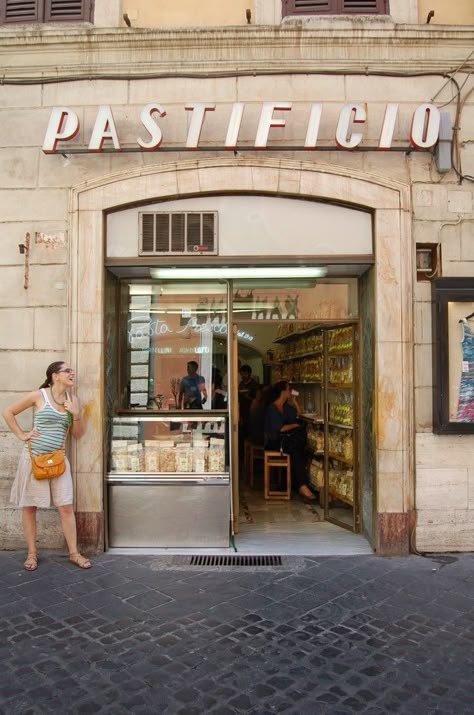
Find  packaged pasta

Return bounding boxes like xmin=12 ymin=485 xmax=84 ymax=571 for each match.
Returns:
xmin=158 ymin=441 xmax=176 ymax=472
xmin=176 ymin=445 xmax=193 ymax=472
xmin=144 ymin=440 xmax=159 ymax=471
xmin=111 ymin=440 xmax=129 ymax=471
xmin=127 ymin=443 xmax=143 ymax=472
xmin=208 ymin=438 xmax=225 ymax=472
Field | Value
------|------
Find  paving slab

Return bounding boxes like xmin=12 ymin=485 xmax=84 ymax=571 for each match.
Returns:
xmin=0 ymin=552 xmax=473 ymax=714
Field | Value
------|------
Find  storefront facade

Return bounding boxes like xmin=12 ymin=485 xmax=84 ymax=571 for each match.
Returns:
xmin=1 ymin=5 xmax=473 ymax=554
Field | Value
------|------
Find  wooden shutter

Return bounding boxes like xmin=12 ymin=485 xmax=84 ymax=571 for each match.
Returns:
xmin=283 ymin=0 xmax=388 ymax=16
xmin=341 ymin=0 xmax=387 ymax=13
xmin=2 ymin=0 xmax=41 ymax=23
xmin=44 ymin=0 xmax=92 ymax=21
xmin=1 ymin=0 xmax=93 ymax=22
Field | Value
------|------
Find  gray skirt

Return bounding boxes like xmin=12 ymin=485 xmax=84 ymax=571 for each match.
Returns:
xmin=10 ymin=448 xmax=73 ymax=508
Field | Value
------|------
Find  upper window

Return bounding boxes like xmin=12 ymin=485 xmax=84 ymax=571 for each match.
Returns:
xmin=0 ymin=0 xmax=94 ymax=24
xmin=282 ymin=0 xmax=389 ymax=16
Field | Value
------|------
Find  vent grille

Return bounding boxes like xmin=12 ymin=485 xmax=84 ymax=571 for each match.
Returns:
xmin=139 ymin=212 xmax=217 ymax=255
xmin=189 ymin=555 xmax=283 ymax=567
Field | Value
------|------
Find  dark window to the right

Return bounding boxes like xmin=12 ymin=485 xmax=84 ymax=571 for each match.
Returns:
xmin=282 ymin=0 xmax=389 ymax=16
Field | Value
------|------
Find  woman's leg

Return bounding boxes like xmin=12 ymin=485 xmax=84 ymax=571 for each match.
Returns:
xmin=289 ymin=451 xmax=314 ymax=498
xmin=57 ymin=504 xmax=92 ymax=568
xmin=22 ymin=506 xmax=38 ymax=570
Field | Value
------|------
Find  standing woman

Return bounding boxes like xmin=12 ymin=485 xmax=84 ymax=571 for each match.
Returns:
xmin=2 ymin=361 xmax=92 ymax=571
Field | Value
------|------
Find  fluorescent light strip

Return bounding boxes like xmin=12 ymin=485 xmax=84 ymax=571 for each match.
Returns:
xmin=150 ymin=266 xmax=326 ymax=280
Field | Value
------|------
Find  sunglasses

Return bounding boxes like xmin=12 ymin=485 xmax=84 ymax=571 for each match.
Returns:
xmin=58 ymin=368 xmax=75 ymax=374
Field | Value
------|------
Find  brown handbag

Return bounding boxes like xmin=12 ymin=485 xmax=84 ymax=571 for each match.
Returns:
xmin=28 ymin=446 xmax=66 ymax=480
xmin=27 ymin=421 xmax=70 ymax=480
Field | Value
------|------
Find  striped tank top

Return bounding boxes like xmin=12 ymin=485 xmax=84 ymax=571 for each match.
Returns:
xmin=27 ymin=388 xmax=71 ymax=456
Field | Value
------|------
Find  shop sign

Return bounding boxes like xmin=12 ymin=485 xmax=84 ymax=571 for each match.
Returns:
xmin=42 ymin=101 xmax=443 ymax=153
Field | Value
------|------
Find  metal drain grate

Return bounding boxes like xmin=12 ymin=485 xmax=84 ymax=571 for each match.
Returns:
xmin=189 ymin=555 xmax=283 ymax=567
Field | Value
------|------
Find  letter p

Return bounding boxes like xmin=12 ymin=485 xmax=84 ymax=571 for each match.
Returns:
xmin=43 ymin=107 xmax=80 ymax=154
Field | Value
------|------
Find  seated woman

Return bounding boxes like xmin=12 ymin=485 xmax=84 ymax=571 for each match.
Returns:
xmin=264 ymin=381 xmax=316 ymax=503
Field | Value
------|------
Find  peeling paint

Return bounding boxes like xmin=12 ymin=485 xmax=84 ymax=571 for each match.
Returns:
xmin=35 ymin=231 xmax=67 ymax=249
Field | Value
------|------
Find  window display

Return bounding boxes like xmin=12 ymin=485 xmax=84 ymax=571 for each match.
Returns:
xmin=122 ymin=281 xmax=228 ymax=411
xmin=109 ymin=415 xmax=228 ymax=474
xmin=432 ymin=278 xmax=474 ymax=434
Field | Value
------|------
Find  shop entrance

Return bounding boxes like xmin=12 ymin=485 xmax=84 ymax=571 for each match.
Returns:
xmin=228 ymin=277 xmax=368 ymax=552
xmin=105 ymin=269 xmax=374 ymax=554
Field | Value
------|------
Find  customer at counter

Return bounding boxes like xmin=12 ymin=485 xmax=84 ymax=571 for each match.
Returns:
xmin=264 ymin=381 xmax=316 ymax=503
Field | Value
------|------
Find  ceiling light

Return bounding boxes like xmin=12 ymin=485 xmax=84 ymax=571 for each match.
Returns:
xmin=150 ymin=266 xmax=327 ymax=280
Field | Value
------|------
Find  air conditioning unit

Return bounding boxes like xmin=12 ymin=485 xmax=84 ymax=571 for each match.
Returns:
xmin=139 ymin=211 xmax=218 ymax=255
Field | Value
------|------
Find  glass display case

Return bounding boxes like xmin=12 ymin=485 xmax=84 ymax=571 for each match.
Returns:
xmin=432 ymin=278 xmax=474 ymax=434
xmin=107 ymin=414 xmax=230 ymax=548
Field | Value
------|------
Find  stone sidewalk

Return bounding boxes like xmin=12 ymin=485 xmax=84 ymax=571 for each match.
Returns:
xmin=0 ymin=551 xmax=473 ymax=714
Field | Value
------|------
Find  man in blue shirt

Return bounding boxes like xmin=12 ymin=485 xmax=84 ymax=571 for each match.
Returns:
xmin=178 ymin=361 xmax=208 ymax=409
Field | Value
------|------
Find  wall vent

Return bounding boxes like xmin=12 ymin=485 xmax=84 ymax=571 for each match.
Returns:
xmin=139 ymin=211 xmax=218 ymax=256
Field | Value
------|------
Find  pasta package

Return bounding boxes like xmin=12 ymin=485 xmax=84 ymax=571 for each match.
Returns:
xmin=208 ymin=439 xmax=225 ymax=472
xmin=144 ymin=440 xmax=159 ymax=472
xmin=127 ymin=443 xmax=144 ymax=472
xmin=111 ymin=440 xmax=129 ymax=471
xmin=158 ymin=441 xmax=176 ymax=472
xmin=176 ymin=445 xmax=193 ymax=472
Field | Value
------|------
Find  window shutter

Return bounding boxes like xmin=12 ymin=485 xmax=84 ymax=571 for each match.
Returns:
xmin=2 ymin=0 xmax=41 ymax=23
xmin=341 ymin=0 xmax=387 ymax=13
xmin=44 ymin=0 xmax=92 ymax=21
xmin=283 ymin=0 xmax=388 ymax=15
xmin=1 ymin=0 xmax=93 ymax=22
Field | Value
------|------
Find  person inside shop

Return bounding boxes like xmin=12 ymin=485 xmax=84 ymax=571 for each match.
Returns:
xmin=247 ymin=384 xmax=271 ymax=448
xmin=211 ymin=367 xmax=227 ymax=409
xmin=178 ymin=360 xmax=208 ymax=409
xmin=264 ymin=380 xmax=316 ymax=503
xmin=2 ymin=361 xmax=92 ymax=571
xmin=238 ymin=364 xmax=258 ymax=455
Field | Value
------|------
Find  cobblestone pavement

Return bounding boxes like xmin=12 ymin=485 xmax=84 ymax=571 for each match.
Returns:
xmin=0 ymin=551 xmax=473 ymax=715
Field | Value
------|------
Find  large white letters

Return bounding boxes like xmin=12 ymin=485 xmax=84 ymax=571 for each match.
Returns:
xmin=42 ymin=101 xmax=443 ymax=155
xmin=42 ymin=107 xmax=80 ymax=153
xmin=185 ymin=103 xmax=216 ymax=148
xmin=137 ymin=103 xmax=167 ymax=150
xmin=89 ymin=105 xmax=121 ymax=151
xmin=410 ymin=104 xmax=440 ymax=149
xmin=336 ymin=103 xmax=367 ymax=150
xmin=255 ymin=103 xmax=292 ymax=149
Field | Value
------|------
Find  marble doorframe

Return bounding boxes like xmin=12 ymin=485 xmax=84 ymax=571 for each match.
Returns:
xmin=70 ymin=157 xmax=413 ymax=555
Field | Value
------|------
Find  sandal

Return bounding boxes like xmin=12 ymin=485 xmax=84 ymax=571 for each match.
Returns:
xmin=23 ymin=554 xmax=38 ymax=571
xmin=69 ymin=552 xmax=92 ymax=569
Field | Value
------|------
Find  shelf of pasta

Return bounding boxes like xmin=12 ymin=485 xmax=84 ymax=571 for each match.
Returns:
xmin=328 ymin=466 xmax=354 ymax=505
xmin=110 ymin=436 xmax=226 ymax=474
xmin=108 ymin=415 xmax=228 ymax=475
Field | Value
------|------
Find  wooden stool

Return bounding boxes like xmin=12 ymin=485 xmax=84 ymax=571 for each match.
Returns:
xmin=244 ymin=440 xmax=265 ymax=487
xmin=264 ymin=451 xmax=291 ymax=500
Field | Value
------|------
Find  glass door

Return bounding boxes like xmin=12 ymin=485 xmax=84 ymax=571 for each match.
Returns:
xmin=324 ymin=324 xmax=360 ymax=531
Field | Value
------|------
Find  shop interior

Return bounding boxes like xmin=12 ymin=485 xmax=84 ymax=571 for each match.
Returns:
xmin=106 ymin=272 xmax=374 ymax=554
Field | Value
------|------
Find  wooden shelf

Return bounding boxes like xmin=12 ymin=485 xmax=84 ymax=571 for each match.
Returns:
xmin=328 ymin=452 xmax=353 ymax=465
xmin=279 ymin=350 xmax=323 ymax=361
xmin=328 ymin=348 xmax=353 ymax=356
xmin=327 ymin=382 xmax=353 ymax=389
xmin=274 ymin=325 xmax=323 ymax=344
xmin=328 ymin=421 xmax=353 ymax=430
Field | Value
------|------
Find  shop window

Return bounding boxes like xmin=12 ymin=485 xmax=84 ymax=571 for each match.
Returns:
xmin=432 ymin=278 xmax=474 ymax=434
xmin=0 ymin=0 xmax=94 ymax=24
xmin=282 ymin=0 xmax=389 ymax=16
